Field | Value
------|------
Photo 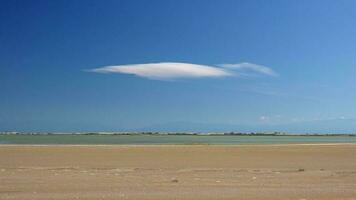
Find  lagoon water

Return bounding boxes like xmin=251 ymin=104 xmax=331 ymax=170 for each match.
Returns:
xmin=1 ymin=134 xmax=356 ymax=145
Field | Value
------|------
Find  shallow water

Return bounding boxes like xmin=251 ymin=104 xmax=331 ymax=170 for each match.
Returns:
xmin=1 ymin=134 xmax=356 ymax=145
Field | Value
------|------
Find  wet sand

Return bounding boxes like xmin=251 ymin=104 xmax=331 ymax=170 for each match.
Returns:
xmin=1 ymin=144 xmax=356 ymax=200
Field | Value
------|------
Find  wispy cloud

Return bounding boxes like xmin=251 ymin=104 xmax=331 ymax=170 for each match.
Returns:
xmin=89 ymin=62 xmax=277 ymax=80
xmin=218 ymin=62 xmax=278 ymax=77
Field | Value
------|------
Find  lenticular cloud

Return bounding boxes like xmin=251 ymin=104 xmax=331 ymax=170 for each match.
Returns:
xmin=89 ymin=62 xmax=277 ymax=80
xmin=90 ymin=62 xmax=232 ymax=80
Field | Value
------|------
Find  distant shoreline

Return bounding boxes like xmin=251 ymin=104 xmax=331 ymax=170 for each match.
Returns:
xmin=1 ymin=143 xmax=356 ymax=147
xmin=1 ymin=132 xmax=356 ymax=136
xmin=2 ymin=133 xmax=356 ymax=145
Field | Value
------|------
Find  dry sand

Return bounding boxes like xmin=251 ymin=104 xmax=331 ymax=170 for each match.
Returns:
xmin=1 ymin=144 xmax=356 ymax=200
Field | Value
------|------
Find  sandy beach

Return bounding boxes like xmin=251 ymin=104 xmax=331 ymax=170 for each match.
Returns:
xmin=1 ymin=144 xmax=356 ymax=200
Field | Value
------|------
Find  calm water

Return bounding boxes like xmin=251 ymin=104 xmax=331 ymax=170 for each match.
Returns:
xmin=1 ymin=134 xmax=356 ymax=145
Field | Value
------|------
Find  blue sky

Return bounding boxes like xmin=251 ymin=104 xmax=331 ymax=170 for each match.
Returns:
xmin=1 ymin=0 xmax=356 ymax=133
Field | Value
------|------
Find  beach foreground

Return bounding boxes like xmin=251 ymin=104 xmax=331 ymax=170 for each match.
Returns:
xmin=1 ymin=144 xmax=356 ymax=200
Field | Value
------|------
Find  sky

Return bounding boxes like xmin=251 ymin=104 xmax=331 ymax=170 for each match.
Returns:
xmin=1 ymin=0 xmax=356 ymax=133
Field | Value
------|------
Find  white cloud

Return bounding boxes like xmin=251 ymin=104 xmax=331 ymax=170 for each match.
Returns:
xmin=89 ymin=62 xmax=278 ymax=80
xmin=260 ymin=116 xmax=269 ymax=121
xmin=89 ymin=62 xmax=232 ymax=80
xmin=218 ymin=62 xmax=278 ymax=77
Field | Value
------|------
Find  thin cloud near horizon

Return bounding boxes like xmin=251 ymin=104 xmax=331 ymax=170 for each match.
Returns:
xmin=89 ymin=62 xmax=278 ymax=80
